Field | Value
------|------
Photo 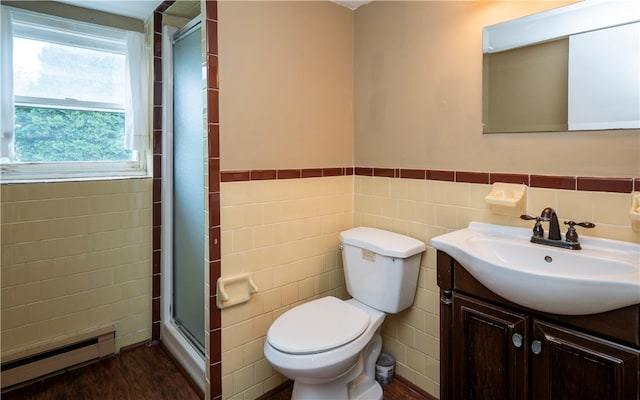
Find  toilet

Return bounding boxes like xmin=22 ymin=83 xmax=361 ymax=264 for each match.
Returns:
xmin=263 ymin=227 xmax=426 ymax=400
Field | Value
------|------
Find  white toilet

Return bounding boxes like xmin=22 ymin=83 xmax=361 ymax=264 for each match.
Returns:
xmin=263 ymin=227 xmax=426 ymax=400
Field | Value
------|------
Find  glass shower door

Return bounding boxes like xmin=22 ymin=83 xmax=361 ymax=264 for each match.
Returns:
xmin=172 ymin=19 xmax=204 ymax=353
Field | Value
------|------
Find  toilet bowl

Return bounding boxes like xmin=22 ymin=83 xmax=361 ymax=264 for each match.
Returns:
xmin=263 ymin=227 xmax=426 ymax=400
xmin=264 ymin=297 xmax=386 ymax=399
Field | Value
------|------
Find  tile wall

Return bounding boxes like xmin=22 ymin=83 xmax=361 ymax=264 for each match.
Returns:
xmin=217 ymin=167 xmax=638 ymax=399
xmin=354 ymin=173 xmax=639 ymax=396
xmin=220 ymin=176 xmax=353 ymax=399
xmin=0 ymin=179 xmax=153 ymax=357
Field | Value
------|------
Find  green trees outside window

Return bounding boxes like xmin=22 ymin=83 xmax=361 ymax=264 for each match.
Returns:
xmin=13 ymin=106 xmax=131 ymax=162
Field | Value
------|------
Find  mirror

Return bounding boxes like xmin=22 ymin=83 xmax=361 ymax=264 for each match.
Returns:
xmin=482 ymin=1 xmax=640 ymax=134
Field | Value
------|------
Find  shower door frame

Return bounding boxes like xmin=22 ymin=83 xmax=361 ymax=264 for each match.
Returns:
xmin=160 ymin=18 xmax=206 ymax=393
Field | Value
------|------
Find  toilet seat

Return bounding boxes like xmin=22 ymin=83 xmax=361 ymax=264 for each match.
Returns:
xmin=267 ymin=296 xmax=370 ymax=355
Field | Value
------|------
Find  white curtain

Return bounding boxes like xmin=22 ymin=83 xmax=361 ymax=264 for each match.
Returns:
xmin=124 ymin=31 xmax=149 ymax=151
xmin=1 ymin=6 xmax=14 ymax=159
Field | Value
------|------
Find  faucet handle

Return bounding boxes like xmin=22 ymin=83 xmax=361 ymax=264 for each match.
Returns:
xmin=564 ymin=221 xmax=595 ymax=229
xmin=564 ymin=220 xmax=595 ymax=243
xmin=521 ymin=215 xmax=544 ymax=237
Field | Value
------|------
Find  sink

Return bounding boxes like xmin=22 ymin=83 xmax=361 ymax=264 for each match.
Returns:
xmin=431 ymin=222 xmax=640 ymax=315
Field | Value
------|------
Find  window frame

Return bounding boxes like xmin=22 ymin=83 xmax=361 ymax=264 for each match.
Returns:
xmin=1 ymin=7 xmax=149 ymax=183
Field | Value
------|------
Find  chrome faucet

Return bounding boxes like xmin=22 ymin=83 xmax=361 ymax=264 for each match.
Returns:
xmin=520 ymin=208 xmax=595 ymax=250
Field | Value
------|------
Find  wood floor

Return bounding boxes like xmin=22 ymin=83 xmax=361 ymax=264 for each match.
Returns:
xmin=260 ymin=376 xmax=432 ymax=400
xmin=2 ymin=343 xmax=201 ymax=400
xmin=2 ymin=343 xmax=433 ymax=399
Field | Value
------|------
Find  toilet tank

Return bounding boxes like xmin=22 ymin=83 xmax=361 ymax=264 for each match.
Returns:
xmin=339 ymin=227 xmax=426 ymax=313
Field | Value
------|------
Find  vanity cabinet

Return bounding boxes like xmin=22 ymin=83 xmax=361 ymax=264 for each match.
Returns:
xmin=452 ymin=294 xmax=529 ymax=399
xmin=531 ymin=319 xmax=639 ymax=399
xmin=438 ymin=251 xmax=640 ymax=400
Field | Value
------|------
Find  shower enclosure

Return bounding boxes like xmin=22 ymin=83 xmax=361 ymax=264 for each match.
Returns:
xmin=161 ymin=16 xmax=206 ymax=391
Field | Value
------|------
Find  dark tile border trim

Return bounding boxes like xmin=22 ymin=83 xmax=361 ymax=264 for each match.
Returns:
xmin=490 ymin=173 xmax=529 ymax=185
xmin=427 ymin=169 xmax=455 ymax=182
xmin=151 ymin=1 xmax=175 ymax=344
xmin=205 ymin=2 xmax=221 ymax=399
xmin=400 ymin=169 xmax=426 ymax=180
xmin=577 ymin=177 xmax=634 ymax=193
xmin=221 ymin=167 xmax=639 ymax=194
xmin=530 ymin=174 xmax=576 ymax=190
xmin=456 ymin=171 xmax=490 ymax=184
xmin=221 ymin=167 xmax=354 ymax=182
xmin=374 ymin=167 xmax=396 ymax=178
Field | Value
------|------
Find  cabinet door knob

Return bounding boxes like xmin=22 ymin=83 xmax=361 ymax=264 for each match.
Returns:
xmin=531 ymin=340 xmax=542 ymax=354
xmin=512 ymin=333 xmax=523 ymax=348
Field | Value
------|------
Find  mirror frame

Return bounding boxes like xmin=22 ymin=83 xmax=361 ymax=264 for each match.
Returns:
xmin=483 ymin=1 xmax=639 ymax=53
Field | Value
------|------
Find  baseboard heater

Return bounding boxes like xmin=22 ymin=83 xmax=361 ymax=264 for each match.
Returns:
xmin=1 ymin=326 xmax=115 ymax=390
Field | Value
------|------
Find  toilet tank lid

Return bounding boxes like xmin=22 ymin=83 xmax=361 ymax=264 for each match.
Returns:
xmin=340 ymin=227 xmax=426 ymax=258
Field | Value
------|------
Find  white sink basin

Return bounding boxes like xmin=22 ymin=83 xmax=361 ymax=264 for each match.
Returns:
xmin=431 ymin=222 xmax=640 ymax=315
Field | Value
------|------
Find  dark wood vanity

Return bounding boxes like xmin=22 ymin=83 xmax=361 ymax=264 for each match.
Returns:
xmin=437 ymin=251 xmax=640 ymax=400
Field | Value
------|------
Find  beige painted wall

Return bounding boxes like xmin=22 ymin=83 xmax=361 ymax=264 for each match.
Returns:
xmin=218 ymin=1 xmax=354 ymax=171
xmin=1 ymin=180 xmax=153 ymax=358
xmin=354 ymin=1 xmax=640 ymax=177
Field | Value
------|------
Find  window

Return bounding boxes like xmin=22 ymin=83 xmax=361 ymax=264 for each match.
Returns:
xmin=0 ymin=7 xmax=149 ymax=181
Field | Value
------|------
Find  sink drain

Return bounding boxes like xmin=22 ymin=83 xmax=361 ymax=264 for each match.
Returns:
xmin=544 ymin=255 xmax=553 ymax=263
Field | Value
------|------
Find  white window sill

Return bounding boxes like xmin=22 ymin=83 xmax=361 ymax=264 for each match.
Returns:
xmin=0 ymin=160 xmax=150 ymax=184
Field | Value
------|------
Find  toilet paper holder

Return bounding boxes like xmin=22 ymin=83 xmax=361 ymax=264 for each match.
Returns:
xmin=216 ymin=273 xmax=258 ymax=309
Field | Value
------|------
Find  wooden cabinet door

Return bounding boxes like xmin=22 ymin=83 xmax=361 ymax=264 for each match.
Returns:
xmin=531 ymin=320 xmax=640 ymax=400
xmin=452 ymin=294 xmax=529 ymax=400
